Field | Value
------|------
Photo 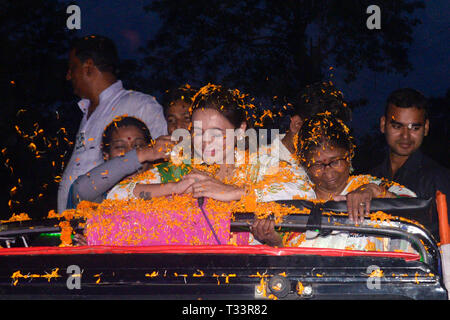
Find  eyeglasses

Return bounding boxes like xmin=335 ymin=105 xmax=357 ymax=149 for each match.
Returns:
xmin=307 ymin=156 xmax=349 ymax=174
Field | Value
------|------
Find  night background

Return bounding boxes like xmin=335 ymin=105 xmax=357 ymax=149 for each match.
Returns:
xmin=0 ymin=0 xmax=448 ymax=220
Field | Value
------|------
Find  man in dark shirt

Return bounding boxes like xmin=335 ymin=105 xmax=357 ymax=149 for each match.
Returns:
xmin=370 ymin=88 xmax=450 ymax=241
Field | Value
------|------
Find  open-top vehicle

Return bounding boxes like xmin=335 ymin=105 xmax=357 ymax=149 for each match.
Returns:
xmin=0 ymin=198 xmax=447 ymax=300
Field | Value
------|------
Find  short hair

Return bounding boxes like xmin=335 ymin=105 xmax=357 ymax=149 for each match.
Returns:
xmin=102 ymin=116 xmax=152 ymax=154
xmin=292 ymin=81 xmax=352 ymax=123
xmin=70 ymin=35 xmax=119 ymax=76
xmin=161 ymin=84 xmax=198 ymax=118
xmin=191 ymin=84 xmax=256 ymax=129
xmin=385 ymin=88 xmax=429 ymax=119
xmin=296 ymin=113 xmax=355 ymax=165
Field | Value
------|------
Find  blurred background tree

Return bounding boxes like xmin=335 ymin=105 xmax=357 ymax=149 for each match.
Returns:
xmin=140 ymin=0 xmax=424 ymax=102
xmin=141 ymin=0 xmax=436 ymax=175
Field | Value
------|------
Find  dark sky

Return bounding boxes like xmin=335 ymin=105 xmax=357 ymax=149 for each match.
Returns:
xmin=75 ymin=0 xmax=449 ymax=137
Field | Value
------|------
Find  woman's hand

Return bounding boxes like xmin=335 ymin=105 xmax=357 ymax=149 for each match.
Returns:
xmin=250 ymin=218 xmax=283 ymax=247
xmin=134 ymin=177 xmax=195 ymax=199
xmin=344 ymin=183 xmax=390 ymax=224
xmin=137 ymin=135 xmax=174 ymax=163
xmin=73 ymin=233 xmax=87 ymax=246
xmin=170 ymin=177 xmax=196 ymax=195
xmin=183 ymin=171 xmax=244 ymax=202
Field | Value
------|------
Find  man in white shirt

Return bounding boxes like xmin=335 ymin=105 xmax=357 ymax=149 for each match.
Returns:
xmin=57 ymin=35 xmax=167 ymax=212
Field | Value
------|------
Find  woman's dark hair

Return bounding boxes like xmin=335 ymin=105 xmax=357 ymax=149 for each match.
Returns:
xmin=191 ymin=84 xmax=255 ymax=128
xmin=385 ymin=88 xmax=429 ymax=120
xmin=292 ymin=81 xmax=352 ymax=123
xmin=296 ymin=113 xmax=355 ymax=165
xmin=161 ymin=84 xmax=198 ymax=118
xmin=102 ymin=116 xmax=152 ymax=154
xmin=70 ymin=35 xmax=119 ymax=76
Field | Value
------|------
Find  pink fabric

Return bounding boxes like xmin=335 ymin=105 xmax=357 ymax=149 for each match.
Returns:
xmin=86 ymin=198 xmax=232 ymax=246
xmin=235 ymin=232 xmax=250 ymax=245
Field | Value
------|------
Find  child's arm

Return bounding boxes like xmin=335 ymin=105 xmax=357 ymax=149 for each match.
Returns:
xmin=71 ymin=150 xmax=143 ymax=205
xmin=72 ymin=136 xmax=174 ymax=205
xmin=132 ymin=178 xmax=195 ymax=200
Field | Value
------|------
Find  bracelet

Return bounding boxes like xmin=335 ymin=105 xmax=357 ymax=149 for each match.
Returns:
xmin=126 ymin=181 xmax=138 ymax=199
xmin=369 ymin=183 xmax=387 ymax=198
xmin=378 ymin=185 xmax=388 ymax=198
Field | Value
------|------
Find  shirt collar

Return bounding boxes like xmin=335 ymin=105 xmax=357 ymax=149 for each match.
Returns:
xmin=384 ymin=148 xmax=424 ymax=179
xmin=400 ymin=149 xmax=424 ymax=171
xmin=77 ymin=80 xmax=123 ymax=114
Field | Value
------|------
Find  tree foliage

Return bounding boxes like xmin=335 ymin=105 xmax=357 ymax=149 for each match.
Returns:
xmin=141 ymin=0 xmax=424 ymax=101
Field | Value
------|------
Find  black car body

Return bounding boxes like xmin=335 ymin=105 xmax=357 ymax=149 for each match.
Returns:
xmin=0 ymin=199 xmax=447 ymax=300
